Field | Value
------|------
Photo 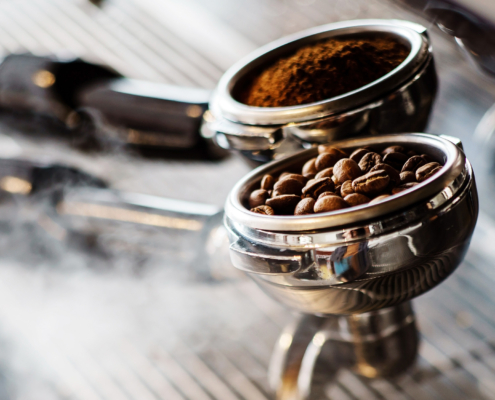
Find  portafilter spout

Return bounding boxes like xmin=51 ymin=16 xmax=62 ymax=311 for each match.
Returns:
xmin=224 ymin=133 xmax=478 ymax=398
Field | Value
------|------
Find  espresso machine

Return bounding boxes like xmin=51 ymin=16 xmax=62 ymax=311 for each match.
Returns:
xmin=197 ymin=18 xmax=478 ymax=399
xmin=0 ymin=1 xmax=490 ymax=399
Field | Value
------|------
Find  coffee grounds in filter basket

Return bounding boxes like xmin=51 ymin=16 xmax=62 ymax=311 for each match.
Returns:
xmin=248 ymin=145 xmax=443 ymax=215
xmin=240 ymin=37 xmax=409 ymax=107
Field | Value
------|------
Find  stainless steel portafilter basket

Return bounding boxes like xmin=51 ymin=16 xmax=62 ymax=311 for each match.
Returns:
xmin=224 ymin=133 xmax=478 ymax=396
xmin=203 ymin=19 xmax=437 ymax=163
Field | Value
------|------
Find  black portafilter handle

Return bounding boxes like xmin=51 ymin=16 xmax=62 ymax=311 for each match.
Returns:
xmin=0 ymin=54 xmax=216 ymax=153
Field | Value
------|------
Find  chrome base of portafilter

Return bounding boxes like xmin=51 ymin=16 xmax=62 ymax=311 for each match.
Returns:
xmin=270 ymin=302 xmax=418 ymax=400
xmin=224 ymin=133 xmax=478 ymax=398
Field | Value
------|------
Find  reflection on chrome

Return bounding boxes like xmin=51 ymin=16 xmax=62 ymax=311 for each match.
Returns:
xmin=0 ymin=176 xmax=32 ymax=195
xmin=56 ymin=201 xmax=204 ymax=231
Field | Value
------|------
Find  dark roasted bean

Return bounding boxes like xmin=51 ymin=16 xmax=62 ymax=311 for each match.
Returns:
xmin=315 ymin=152 xmax=341 ymax=171
xmin=302 ymin=158 xmax=318 ymax=177
xmin=266 ymin=195 xmax=301 ymax=214
xmin=273 ymin=178 xmax=303 ymax=196
xmin=333 ymin=158 xmax=362 ymax=184
xmin=350 ymin=148 xmax=370 ymax=163
xmin=314 ymin=196 xmax=348 ymax=213
xmin=416 ymin=162 xmax=442 ymax=182
xmin=305 ymin=178 xmax=316 ymax=187
xmin=400 ymin=171 xmax=416 ymax=184
xmin=352 ymin=170 xmax=390 ymax=195
xmin=369 ymin=194 xmax=390 ymax=205
xmin=302 ymin=177 xmax=335 ymax=199
xmin=317 ymin=145 xmax=348 ymax=159
xmin=407 ymin=150 xmax=417 ymax=157
xmin=359 ymin=152 xmax=382 ymax=173
xmin=370 ymin=163 xmax=400 ymax=185
xmin=344 ymin=193 xmax=370 ymax=206
xmin=294 ymin=198 xmax=316 ymax=215
xmin=392 ymin=182 xmax=419 ymax=194
xmin=315 ymin=167 xmax=333 ymax=179
xmin=318 ymin=191 xmax=338 ymax=200
xmin=401 ymin=155 xmax=426 ymax=173
xmin=340 ymin=180 xmax=354 ymax=197
xmin=382 ymin=145 xmax=406 ymax=155
xmin=249 ymin=189 xmax=269 ymax=208
xmin=261 ymin=174 xmax=275 ymax=190
xmin=383 ymin=152 xmax=409 ymax=170
xmin=279 ymin=173 xmax=307 ymax=185
xmin=250 ymin=205 xmax=275 ymax=215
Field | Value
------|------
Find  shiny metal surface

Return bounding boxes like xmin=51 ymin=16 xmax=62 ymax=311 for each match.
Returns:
xmin=205 ymin=19 xmax=437 ymax=161
xmin=270 ymin=302 xmax=418 ymax=399
xmin=225 ymin=133 xmax=478 ymax=315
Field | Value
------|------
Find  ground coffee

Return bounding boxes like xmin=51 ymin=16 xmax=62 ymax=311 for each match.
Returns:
xmin=240 ymin=37 xmax=409 ymax=107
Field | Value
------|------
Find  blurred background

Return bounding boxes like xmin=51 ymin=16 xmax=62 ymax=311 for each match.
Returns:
xmin=0 ymin=0 xmax=494 ymax=399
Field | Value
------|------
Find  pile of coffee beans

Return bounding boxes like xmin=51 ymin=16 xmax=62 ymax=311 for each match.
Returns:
xmin=248 ymin=144 xmax=443 ymax=215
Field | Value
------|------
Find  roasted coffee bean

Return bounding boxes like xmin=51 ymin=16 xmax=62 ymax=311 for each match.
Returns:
xmin=250 ymin=205 xmax=275 ymax=215
xmin=383 ymin=152 xmax=409 ymax=170
xmin=261 ymin=174 xmax=275 ymax=190
xmin=305 ymin=178 xmax=316 ymax=187
xmin=266 ymin=195 xmax=301 ymax=214
xmin=350 ymin=148 xmax=370 ymax=163
xmin=315 ymin=152 xmax=341 ymax=171
xmin=333 ymin=158 xmax=362 ymax=184
xmin=302 ymin=177 xmax=335 ymax=199
xmin=344 ymin=193 xmax=370 ymax=206
xmin=273 ymin=178 xmax=303 ymax=196
xmin=318 ymin=145 xmax=348 ymax=159
xmin=314 ymin=196 xmax=348 ymax=213
xmin=340 ymin=180 xmax=354 ymax=197
xmin=318 ymin=191 xmax=338 ymax=200
xmin=249 ymin=189 xmax=269 ymax=208
xmin=302 ymin=158 xmax=318 ymax=177
xmin=294 ymin=197 xmax=316 ymax=215
xmin=416 ymin=162 xmax=442 ymax=182
xmin=352 ymin=170 xmax=390 ymax=195
xmin=401 ymin=155 xmax=426 ymax=173
xmin=400 ymin=171 xmax=416 ymax=184
xmin=359 ymin=152 xmax=382 ymax=173
xmin=382 ymin=145 xmax=406 ymax=155
xmin=391 ymin=182 xmax=418 ymax=194
xmin=279 ymin=173 xmax=307 ymax=185
xmin=369 ymin=194 xmax=390 ymax=205
xmin=315 ymin=167 xmax=333 ymax=179
xmin=247 ymin=143 xmax=444 ymax=215
xmin=370 ymin=163 xmax=400 ymax=185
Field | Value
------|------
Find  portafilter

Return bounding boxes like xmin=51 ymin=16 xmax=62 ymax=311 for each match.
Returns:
xmin=204 ymin=19 xmax=437 ymax=163
xmin=224 ymin=133 xmax=478 ymax=398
